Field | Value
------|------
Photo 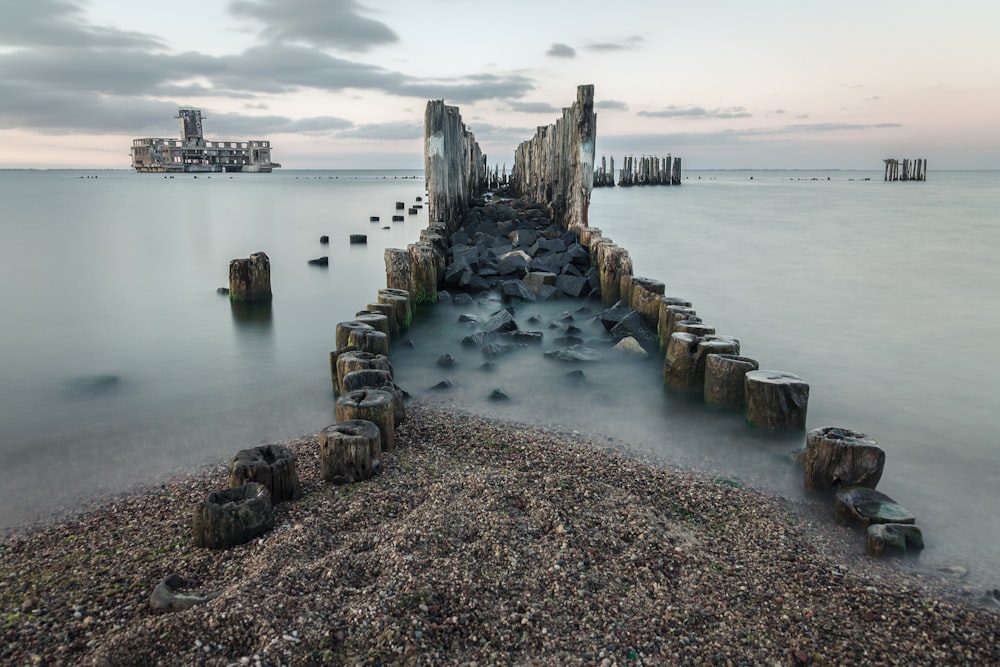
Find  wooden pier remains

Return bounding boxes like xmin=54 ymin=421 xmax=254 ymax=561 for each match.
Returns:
xmin=883 ymin=158 xmax=927 ymax=182
xmin=593 ymin=154 xmax=681 ymax=187
xmin=511 ymin=84 xmax=596 ymax=230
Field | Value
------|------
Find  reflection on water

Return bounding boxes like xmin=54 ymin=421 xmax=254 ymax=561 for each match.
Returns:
xmin=230 ymin=299 xmax=274 ymax=329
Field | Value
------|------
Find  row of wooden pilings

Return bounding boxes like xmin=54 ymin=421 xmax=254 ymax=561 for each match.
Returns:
xmin=883 ymin=158 xmax=927 ymax=181
xmin=593 ymin=155 xmax=682 ymax=187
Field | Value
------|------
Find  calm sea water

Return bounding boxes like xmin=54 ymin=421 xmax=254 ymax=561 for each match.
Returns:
xmin=2 ymin=168 xmax=998 ymax=587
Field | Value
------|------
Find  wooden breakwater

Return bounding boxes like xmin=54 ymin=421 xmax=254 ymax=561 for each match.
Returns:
xmin=593 ymin=154 xmax=682 ymax=187
xmin=884 ymin=158 xmax=927 ymax=181
xmin=321 ymin=84 xmax=923 ymax=563
xmin=424 ymin=99 xmax=487 ymax=231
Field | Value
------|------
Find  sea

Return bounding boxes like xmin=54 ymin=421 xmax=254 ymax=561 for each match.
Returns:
xmin=1 ymin=168 xmax=998 ymax=589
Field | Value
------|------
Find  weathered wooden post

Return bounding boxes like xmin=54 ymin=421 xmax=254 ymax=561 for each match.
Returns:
xmin=318 ymin=420 xmax=383 ymax=484
xmin=335 ymin=321 xmax=375 ymax=352
xmin=511 ymin=84 xmax=595 ymax=231
xmin=797 ymin=426 xmax=885 ymax=490
xmin=354 ymin=312 xmax=391 ymax=338
xmin=335 ymin=351 xmax=393 ymax=395
xmin=227 ymin=444 xmax=301 ymax=502
xmin=378 ymin=288 xmax=412 ymax=331
xmin=365 ymin=302 xmax=398 ymax=338
xmin=744 ymin=370 xmax=809 ymax=432
xmin=657 ymin=298 xmax=694 ymax=348
xmin=629 ymin=277 xmax=666 ymax=326
xmin=228 ymin=251 xmax=272 ymax=301
xmin=704 ymin=354 xmax=759 ymax=409
xmin=597 ymin=243 xmax=633 ymax=305
xmin=192 ymin=483 xmax=274 ymax=549
xmin=348 ymin=328 xmax=389 ymax=357
xmin=408 ymin=242 xmax=439 ymax=304
xmin=335 ymin=389 xmax=396 ymax=452
xmin=385 ymin=248 xmax=413 ymax=296
xmin=424 ymin=100 xmax=485 ymax=232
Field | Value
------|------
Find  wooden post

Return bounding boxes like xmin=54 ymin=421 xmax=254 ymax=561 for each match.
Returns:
xmin=192 ymin=483 xmax=274 ymax=550
xmin=385 ymin=248 xmax=412 ymax=296
xmin=348 ymin=328 xmax=389 ymax=356
xmin=318 ymin=420 xmax=382 ymax=484
xmin=228 ymin=251 xmax=272 ymax=302
xmin=408 ymin=242 xmax=439 ymax=304
xmin=597 ymin=243 xmax=633 ymax=305
xmin=335 ymin=321 xmax=375 ymax=352
xmin=378 ymin=288 xmax=412 ymax=331
xmin=798 ymin=426 xmax=885 ymax=491
xmin=704 ymin=354 xmax=759 ymax=409
xmin=744 ymin=370 xmax=809 ymax=432
xmin=227 ymin=444 xmax=301 ymax=503
xmin=335 ymin=351 xmax=393 ymax=395
xmin=335 ymin=389 xmax=396 ymax=452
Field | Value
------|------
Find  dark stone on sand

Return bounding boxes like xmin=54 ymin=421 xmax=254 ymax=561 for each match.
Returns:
xmin=488 ymin=388 xmax=511 ymax=401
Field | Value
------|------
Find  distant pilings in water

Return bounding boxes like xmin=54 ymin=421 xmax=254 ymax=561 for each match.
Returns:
xmin=883 ymin=158 xmax=927 ymax=182
xmin=593 ymin=155 xmax=682 ymax=187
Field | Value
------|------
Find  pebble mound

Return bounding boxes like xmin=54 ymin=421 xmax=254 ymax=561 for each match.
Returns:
xmin=1 ymin=403 xmax=997 ymax=666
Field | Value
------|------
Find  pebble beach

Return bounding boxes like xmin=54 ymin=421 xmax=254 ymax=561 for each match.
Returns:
xmin=2 ymin=401 xmax=998 ymax=666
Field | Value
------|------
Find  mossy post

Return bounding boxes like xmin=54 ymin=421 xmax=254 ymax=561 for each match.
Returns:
xmin=228 ymin=251 xmax=271 ymax=301
xmin=408 ymin=242 xmax=439 ymax=304
xmin=378 ymin=289 xmax=411 ymax=332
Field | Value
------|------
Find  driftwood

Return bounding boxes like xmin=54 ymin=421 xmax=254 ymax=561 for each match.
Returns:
xmin=192 ymin=482 xmax=274 ymax=550
xmin=318 ymin=420 xmax=382 ymax=484
xmin=227 ymin=444 xmax=300 ymax=502
xmin=149 ymin=574 xmax=220 ymax=612
xmin=798 ymin=426 xmax=885 ymax=491
xmin=744 ymin=370 xmax=809 ymax=432
xmin=335 ymin=389 xmax=396 ymax=452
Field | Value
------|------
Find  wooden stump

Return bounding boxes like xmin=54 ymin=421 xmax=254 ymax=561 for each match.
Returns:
xmin=192 ymin=482 xmax=274 ymax=549
xmin=336 ymin=389 xmax=396 ymax=452
xmin=336 ymin=351 xmax=393 ymax=394
xmin=318 ymin=420 xmax=382 ymax=484
xmin=378 ymin=289 xmax=411 ymax=331
xmin=335 ymin=321 xmax=375 ymax=352
xmin=744 ymin=370 xmax=809 ymax=432
xmin=348 ymin=328 xmax=389 ymax=356
xmin=658 ymin=305 xmax=697 ymax=348
xmin=329 ymin=346 xmax=357 ymax=392
xmin=663 ymin=332 xmax=700 ymax=392
xmin=799 ymin=426 xmax=885 ymax=491
xmin=408 ymin=242 xmax=439 ymax=304
xmin=354 ymin=312 xmax=390 ymax=338
xmin=366 ymin=302 xmax=398 ymax=338
xmin=704 ymin=354 xmax=759 ymax=409
xmin=629 ymin=277 xmax=665 ymax=326
xmin=597 ymin=243 xmax=633 ymax=305
xmin=228 ymin=251 xmax=272 ymax=302
xmin=384 ymin=248 xmax=413 ymax=296
xmin=693 ymin=338 xmax=740 ymax=393
xmin=227 ymin=444 xmax=301 ymax=502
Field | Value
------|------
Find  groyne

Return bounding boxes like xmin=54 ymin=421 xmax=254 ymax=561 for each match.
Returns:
xmin=593 ymin=154 xmax=682 ymax=187
xmin=322 ymin=84 xmax=926 ymax=563
xmin=884 ymin=157 xmax=927 ymax=181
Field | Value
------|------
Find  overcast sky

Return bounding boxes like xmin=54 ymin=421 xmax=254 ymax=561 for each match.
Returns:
xmin=2 ymin=0 xmax=997 ymax=169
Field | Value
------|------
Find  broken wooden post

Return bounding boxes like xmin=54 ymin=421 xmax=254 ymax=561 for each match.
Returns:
xmin=227 ymin=444 xmax=301 ymax=502
xmin=385 ymin=248 xmax=413 ymax=296
xmin=335 ymin=389 xmax=396 ymax=452
xmin=348 ymin=328 xmax=389 ymax=357
xmin=511 ymin=84 xmax=595 ymax=230
xmin=408 ymin=242 xmax=439 ymax=304
xmin=228 ymin=251 xmax=272 ymax=301
xmin=335 ymin=351 xmax=393 ymax=395
xmin=377 ymin=289 xmax=411 ymax=331
xmin=744 ymin=370 xmax=809 ymax=432
xmin=704 ymin=354 xmax=759 ymax=409
xmin=335 ymin=321 xmax=375 ymax=352
xmin=192 ymin=483 xmax=274 ymax=549
xmin=597 ymin=243 xmax=633 ymax=305
xmin=797 ymin=426 xmax=885 ymax=491
xmin=424 ymin=100 xmax=485 ymax=232
xmin=318 ymin=420 xmax=383 ymax=484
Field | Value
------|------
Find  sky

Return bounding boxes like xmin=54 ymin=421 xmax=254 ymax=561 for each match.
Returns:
xmin=1 ymin=0 xmax=998 ymax=170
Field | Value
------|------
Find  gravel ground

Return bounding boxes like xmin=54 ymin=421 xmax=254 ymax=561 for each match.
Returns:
xmin=2 ymin=401 xmax=998 ymax=666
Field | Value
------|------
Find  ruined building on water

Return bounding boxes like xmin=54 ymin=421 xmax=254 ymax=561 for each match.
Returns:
xmin=130 ymin=108 xmax=280 ymax=173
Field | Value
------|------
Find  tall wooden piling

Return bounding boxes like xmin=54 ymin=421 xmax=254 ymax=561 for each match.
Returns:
xmin=883 ymin=158 xmax=927 ymax=181
xmin=228 ymin=251 xmax=272 ymax=302
xmin=511 ymin=85 xmax=596 ymax=230
xmin=424 ymin=100 xmax=486 ymax=232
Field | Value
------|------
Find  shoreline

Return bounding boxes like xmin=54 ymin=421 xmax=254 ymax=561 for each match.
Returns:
xmin=2 ymin=401 xmax=997 ymax=665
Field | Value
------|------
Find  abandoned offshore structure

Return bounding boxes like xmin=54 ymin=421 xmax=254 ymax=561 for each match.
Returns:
xmin=130 ymin=108 xmax=279 ymax=173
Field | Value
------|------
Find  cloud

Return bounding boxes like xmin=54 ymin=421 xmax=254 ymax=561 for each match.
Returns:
xmin=547 ymin=43 xmax=576 ymax=58
xmin=596 ymin=100 xmax=628 ymax=111
xmin=336 ymin=120 xmax=422 ymax=140
xmin=584 ymin=35 xmax=644 ymax=52
xmin=638 ymin=105 xmax=752 ymax=120
xmin=229 ymin=0 xmax=398 ymax=52
xmin=864 ymin=96 xmax=881 ymax=101
xmin=0 ymin=0 xmax=167 ymax=50
xmin=509 ymin=101 xmax=561 ymax=114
